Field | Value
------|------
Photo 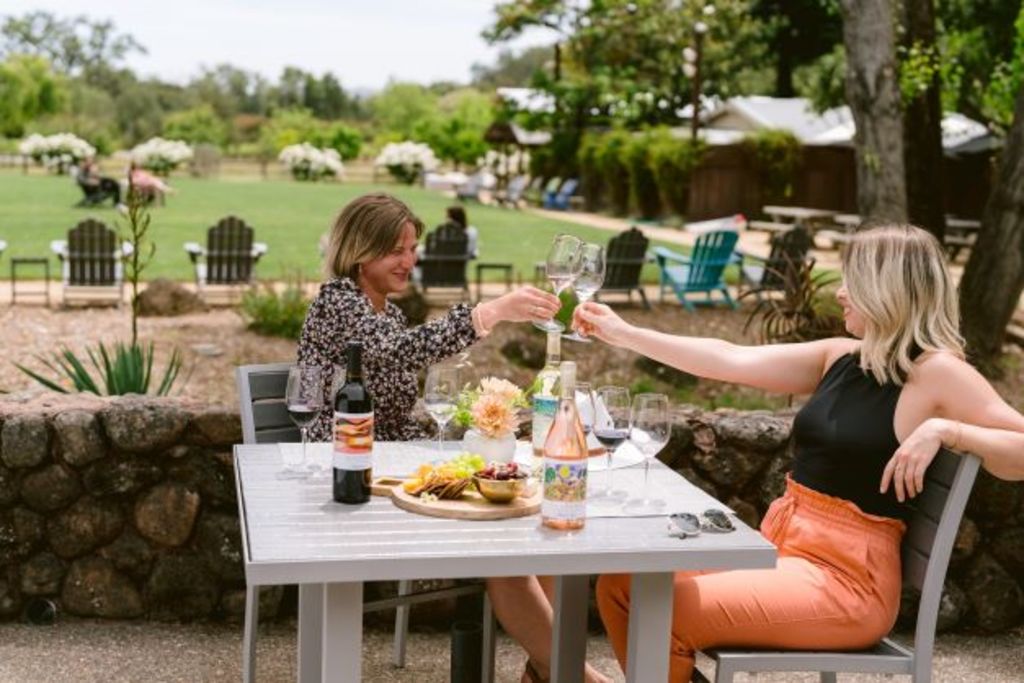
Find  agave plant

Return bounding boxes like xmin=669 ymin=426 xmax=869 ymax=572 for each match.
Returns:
xmin=17 ymin=341 xmax=183 ymax=396
xmin=742 ymin=261 xmax=846 ymax=344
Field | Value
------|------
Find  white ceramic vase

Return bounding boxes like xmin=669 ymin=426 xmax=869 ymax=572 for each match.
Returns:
xmin=462 ymin=428 xmax=517 ymax=463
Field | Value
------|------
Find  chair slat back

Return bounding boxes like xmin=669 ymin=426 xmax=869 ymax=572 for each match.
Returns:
xmin=67 ymin=219 xmax=117 ymax=285
xmin=207 ymin=216 xmax=255 ymax=285
xmin=686 ymin=230 xmax=738 ymax=288
xmin=760 ymin=227 xmax=814 ymax=289
xmin=604 ymin=227 xmax=649 ymax=291
xmin=557 ymin=178 xmax=579 ymax=200
xmin=421 ymin=223 xmax=470 ymax=289
xmin=236 ymin=363 xmax=300 ymax=445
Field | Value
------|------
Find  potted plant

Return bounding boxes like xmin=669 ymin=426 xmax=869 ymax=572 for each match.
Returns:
xmin=453 ymin=377 xmax=527 ymax=463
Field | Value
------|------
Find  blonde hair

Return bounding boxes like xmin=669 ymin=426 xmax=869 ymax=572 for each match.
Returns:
xmin=842 ymin=224 xmax=964 ymax=385
xmin=324 ymin=193 xmax=424 ymax=279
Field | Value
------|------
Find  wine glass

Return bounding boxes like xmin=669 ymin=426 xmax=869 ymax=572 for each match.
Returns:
xmin=285 ymin=365 xmax=324 ymax=476
xmin=563 ymin=243 xmax=605 ymax=343
xmin=624 ymin=393 xmax=670 ymax=514
xmin=533 ymin=234 xmax=583 ymax=332
xmin=424 ymin=365 xmax=459 ymax=455
xmin=592 ymin=385 xmax=630 ymax=503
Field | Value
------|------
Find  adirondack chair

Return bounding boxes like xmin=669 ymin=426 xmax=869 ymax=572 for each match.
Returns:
xmin=737 ymin=226 xmax=815 ymax=300
xmin=494 ymin=174 xmax=530 ymax=208
xmin=595 ymin=226 xmax=651 ymax=309
xmin=50 ymin=219 xmax=132 ymax=306
xmin=419 ymin=222 xmax=471 ymax=298
xmin=543 ymin=178 xmax=579 ymax=210
xmin=0 ymin=240 xmax=6 ymax=260
xmin=523 ymin=176 xmax=548 ymax=206
xmin=654 ymin=230 xmax=740 ymax=312
xmin=184 ymin=216 xmax=268 ymax=305
xmin=455 ymin=172 xmax=486 ymax=202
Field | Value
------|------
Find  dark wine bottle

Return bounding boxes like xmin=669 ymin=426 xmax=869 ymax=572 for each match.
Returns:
xmin=333 ymin=342 xmax=374 ymax=504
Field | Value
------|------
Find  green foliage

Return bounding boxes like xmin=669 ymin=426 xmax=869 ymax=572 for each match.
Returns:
xmin=412 ymin=88 xmax=493 ymax=167
xmin=163 ymin=105 xmax=228 ymax=146
xmin=793 ymin=44 xmax=846 ymax=112
xmin=240 ymin=283 xmax=311 ymax=339
xmin=899 ymin=41 xmax=942 ymax=106
xmin=17 ymin=341 xmax=182 ymax=396
xmin=624 ymin=130 xmax=662 ymax=220
xmin=593 ymin=129 xmax=631 ymax=215
xmin=576 ymin=133 xmax=605 ymax=211
xmin=554 ymin=288 xmax=577 ymax=329
xmin=742 ymin=261 xmax=845 ymax=344
xmin=257 ymin=108 xmax=320 ymax=156
xmin=369 ymin=82 xmax=439 ymax=139
xmin=0 ymin=53 xmax=65 ymax=137
xmin=647 ymin=129 xmax=705 ymax=218
xmin=743 ymin=128 xmax=802 ymax=203
xmin=318 ymin=121 xmax=362 ymax=160
xmin=629 ymin=377 xmax=657 ymax=397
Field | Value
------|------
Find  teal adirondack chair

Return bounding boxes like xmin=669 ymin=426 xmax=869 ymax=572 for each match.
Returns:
xmin=654 ymin=230 xmax=740 ymax=312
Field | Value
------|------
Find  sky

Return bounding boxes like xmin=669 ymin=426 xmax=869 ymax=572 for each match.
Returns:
xmin=6 ymin=0 xmax=550 ymax=92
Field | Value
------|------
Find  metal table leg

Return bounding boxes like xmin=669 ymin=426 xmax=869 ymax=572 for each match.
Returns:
xmin=321 ymin=582 xmax=363 ymax=683
xmin=298 ymin=583 xmax=325 ymax=683
xmin=625 ymin=572 xmax=674 ymax=683
xmin=551 ymin=574 xmax=589 ymax=683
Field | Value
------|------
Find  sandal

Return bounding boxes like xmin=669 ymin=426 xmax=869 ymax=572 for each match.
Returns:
xmin=522 ymin=660 xmax=549 ymax=683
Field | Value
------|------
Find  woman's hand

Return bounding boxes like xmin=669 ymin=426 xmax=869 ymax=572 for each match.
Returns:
xmin=479 ymin=286 xmax=561 ymax=326
xmin=572 ymin=301 xmax=634 ymax=347
xmin=880 ymin=418 xmax=950 ymax=502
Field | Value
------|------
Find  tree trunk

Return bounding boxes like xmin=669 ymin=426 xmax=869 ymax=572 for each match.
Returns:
xmin=959 ymin=86 xmax=1024 ymax=376
xmin=902 ymin=0 xmax=946 ymax=241
xmin=839 ymin=0 xmax=908 ymax=222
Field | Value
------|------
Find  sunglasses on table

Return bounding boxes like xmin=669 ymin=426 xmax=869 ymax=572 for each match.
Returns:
xmin=667 ymin=509 xmax=736 ymax=538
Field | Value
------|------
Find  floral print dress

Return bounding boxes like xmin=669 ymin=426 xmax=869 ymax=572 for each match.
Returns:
xmin=298 ymin=277 xmax=479 ymax=442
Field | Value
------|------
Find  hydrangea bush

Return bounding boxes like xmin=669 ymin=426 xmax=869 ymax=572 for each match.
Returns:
xmin=375 ymin=141 xmax=439 ymax=184
xmin=18 ymin=133 xmax=96 ymax=174
xmin=130 ymin=137 xmax=194 ymax=176
xmin=278 ymin=143 xmax=344 ymax=181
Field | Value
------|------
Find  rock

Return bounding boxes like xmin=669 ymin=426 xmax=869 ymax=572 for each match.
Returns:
xmin=500 ymin=334 xmax=546 ymax=370
xmin=634 ymin=356 xmax=698 ymax=388
xmin=658 ymin=421 xmax=695 ymax=470
xmin=46 ymin=496 xmax=124 ymax=559
xmin=692 ymin=444 xmax=772 ymax=489
xmin=756 ymin=451 xmax=794 ymax=512
xmin=966 ymin=471 xmax=1021 ymax=524
xmin=98 ymin=530 xmax=155 ymax=581
xmin=0 ymin=466 xmax=18 ymax=508
xmin=710 ymin=411 xmax=791 ymax=452
xmin=196 ymin=513 xmax=244 ymax=583
xmin=135 ymin=483 xmax=200 ymax=547
xmin=951 ymin=517 xmax=981 ymax=567
xmin=1 ymin=414 xmax=50 ymax=469
xmin=0 ymin=575 xmax=21 ymax=618
xmin=0 ymin=507 xmax=45 ymax=562
xmin=167 ymin=450 xmax=236 ymax=511
xmin=962 ymin=553 xmax=1024 ymax=632
xmin=20 ymin=464 xmax=81 ymax=512
xmin=54 ymin=411 xmax=107 ymax=467
xmin=726 ymin=496 xmax=760 ymax=530
xmin=20 ymin=552 xmax=65 ymax=596
xmin=82 ymin=457 xmax=163 ymax=498
xmin=136 ymin=278 xmax=207 ymax=316
xmin=100 ymin=397 xmax=188 ymax=454
xmin=61 ymin=556 xmax=143 ymax=618
xmin=936 ymin=581 xmax=969 ymax=633
xmin=220 ymin=585 xmax=284 ymax=623
xmin=185 ymin=407 xmax=242 ymax=448
xmin=390 ymin=288 xmax=428 ymax=326
xmin=146 ymin=555 xmax=220 ymax=620
xmin=991 ymin=527 xmax=1024 ymax=576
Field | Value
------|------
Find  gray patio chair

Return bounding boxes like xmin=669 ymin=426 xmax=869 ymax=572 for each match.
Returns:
xmin=696 ymin=448 xmax=981 ymax=683
xmin=235 ymin=363 xmax=493 ymax=682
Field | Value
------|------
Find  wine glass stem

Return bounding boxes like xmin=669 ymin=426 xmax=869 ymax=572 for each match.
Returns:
xmin=300 ymin=426 xmax=307 ymax=470
xmin=437 ymin=420 xmax=445 ymax=454
xmin=642 ymin=457 xmax=651 ymax=505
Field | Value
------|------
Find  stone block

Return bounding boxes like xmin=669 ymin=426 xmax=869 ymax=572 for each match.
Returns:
xmin=196 ymin=513 xmax=244 ymax=583
xmin=20 ymin=465 xmax=81 ymax=513
xmin=185 ymin=407 xmax=242 ymax=448
xmin=98 ymin=529 xmax=155 ymax=581
xmin=962 ymin=553 xmax=1024 ymax=632
xmin=20 ymin=552 xmax=65 ymax=596
xmin=82 ymin=457 xmax=163 ymax=498
xmin=54 ymin=411 xmax=107 ymax=467
xmin=146 ymin=555 xmax=219 ymax=620
xmin=135 ymin=483 xmax=200 ymax=547
xmin=46 ymin=496 xmax=124 ymax=559
xmin=101 ymin=397 xmax=188 ymax=454
xmin=61 ymin=556 xmax=143 ymax=618
xmin=1 ymin=414 xmax=50 ymax=469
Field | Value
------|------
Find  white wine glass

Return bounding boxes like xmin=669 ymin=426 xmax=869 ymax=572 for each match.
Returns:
xmin=285 ymin=365 xmax=323 ymax=476
xmin=424 ymin=365 xmax=459 ymax=455
xmin=563 ymin=243 xmax=605 ymax=343
xmin=533 ymin=233 xmax=583 ymax=333
xmin=592 ymin=385 xmax=630 ymax=503
xmin=624 ymin=393 xmax=670 ymax=514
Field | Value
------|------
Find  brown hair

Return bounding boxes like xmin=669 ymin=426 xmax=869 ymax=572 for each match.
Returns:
xmin=446 ymin=205 xmax=467 ymax=229
xmin=324 ymin=193 xmax=424 ymax=279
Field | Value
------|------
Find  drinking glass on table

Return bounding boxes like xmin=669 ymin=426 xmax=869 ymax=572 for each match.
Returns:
xmin=285 ymin=365 xmax=323 ymax=476
xmin=533 ymin=233 xmax=583 ymax=332
xmin=624 ymin=393 xmax=670 ymax=514
xmin=563 ymin=243 xmax=605 ymax=343
xmin=424 ymin=365 xmax=459 ymax=455
xmin=592 ymin=385 xmax=631 ymax=503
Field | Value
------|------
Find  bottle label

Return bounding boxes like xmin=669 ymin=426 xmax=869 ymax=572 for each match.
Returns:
xmin=532 ymin=396 xmax=558 ymax=449
xmin=333 ymin=411 xmax=373 ymax=471
xmin=541 ymin=459 xmax=588 ymax=520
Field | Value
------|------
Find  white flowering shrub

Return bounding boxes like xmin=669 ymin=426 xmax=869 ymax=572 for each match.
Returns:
xmin=130 ymin=137 xmax=194 ymax=176
xmin=375 ymin=141 xmax=439 ymax=184
xmin=278 ymin=143 xmax=344 ymax=181
xmin=18 ymin=133 xmax=96 ymax=174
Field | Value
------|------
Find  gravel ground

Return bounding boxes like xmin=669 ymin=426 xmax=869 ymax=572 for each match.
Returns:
xmin=0 ymin=619 xmax=1022 ymax=682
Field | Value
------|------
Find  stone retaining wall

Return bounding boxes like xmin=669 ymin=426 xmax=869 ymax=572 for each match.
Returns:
xmin=1 ymin=397 xmax=1022 ymax=633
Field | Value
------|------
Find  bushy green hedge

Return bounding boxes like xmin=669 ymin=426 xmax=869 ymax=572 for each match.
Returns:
xmin=648 ymin=129 xmax=705 ymax=217
xmin=742 ymin=128 xmax=802 ymax=204
xmin=241 ymin=284 xmax=311 ymax=339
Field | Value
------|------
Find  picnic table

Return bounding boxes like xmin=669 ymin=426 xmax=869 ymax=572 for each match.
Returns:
xmin=235 ymin=441 xmax=777 ymax=683
xmin=762 ymin=205 xmax=838 ymax=228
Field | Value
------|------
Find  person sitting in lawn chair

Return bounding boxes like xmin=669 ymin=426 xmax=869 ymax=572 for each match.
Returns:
xmin=128 ymin=162 xmax=176 ymax=205
xmin=75 ymin=157 xmax=122 ymax=208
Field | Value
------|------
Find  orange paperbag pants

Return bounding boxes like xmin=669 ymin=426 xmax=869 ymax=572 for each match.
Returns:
xmin=596 ymin=476 xmax=906 ymax=683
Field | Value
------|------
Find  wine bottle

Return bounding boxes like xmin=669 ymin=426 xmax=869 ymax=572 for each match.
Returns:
xmin=541 ymin=361 xmax=588 ymax=530
xmin=333 ymin=342 xmax=374 ymax=504
xmin=531 ymin=330 xmax=561 ymax=456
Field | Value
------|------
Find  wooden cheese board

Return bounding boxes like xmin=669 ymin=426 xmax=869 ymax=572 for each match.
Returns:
xmin=371 ymin=477 xmax=541 ymax=520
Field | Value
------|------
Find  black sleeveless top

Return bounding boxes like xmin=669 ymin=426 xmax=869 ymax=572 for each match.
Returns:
xmin=791 ymin=353 xmax=908 ymax=520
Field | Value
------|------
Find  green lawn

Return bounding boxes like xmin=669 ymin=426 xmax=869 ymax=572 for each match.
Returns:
xmin=0 ymin=172 xmax=669 ymax=283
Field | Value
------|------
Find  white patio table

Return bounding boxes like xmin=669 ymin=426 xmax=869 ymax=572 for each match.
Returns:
xmin=234 ymin=442 xmax=777 ymax=683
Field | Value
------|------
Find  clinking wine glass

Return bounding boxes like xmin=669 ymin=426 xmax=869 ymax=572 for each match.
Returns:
xmin=624 ymin=393 xmax=670 ymax=514
xmin=424 ymin=365 xmax=459 ymax=456
xmin=563 ymin=243 xmax=605 ymax=343
xmin=592 ymin=385 xmax=631 ymax=503
xmin=285 ymin=365 xmax=324 ymax=476
xmin=533 ymin=233 xmax=583 ymax=333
